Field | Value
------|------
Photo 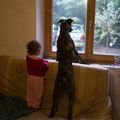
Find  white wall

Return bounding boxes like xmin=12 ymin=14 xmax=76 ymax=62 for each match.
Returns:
xmin=36 ymin=0 xmax=44 ymax=57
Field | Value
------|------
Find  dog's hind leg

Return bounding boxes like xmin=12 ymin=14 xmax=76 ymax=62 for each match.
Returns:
xmin=49 ymin=100 xmax=57 ymax=117
xmin=49 ymin=87 xmax=60 ymax=118
xmin=67 ymin=88 xmax=75 ymax=120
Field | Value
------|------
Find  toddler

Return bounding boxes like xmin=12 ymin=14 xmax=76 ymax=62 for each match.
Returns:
xmin=26 ymin=40 xmax=48 ymax=110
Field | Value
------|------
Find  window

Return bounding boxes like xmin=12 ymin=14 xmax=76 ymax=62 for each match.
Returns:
xmin=94 ymin=0 xmax=120 ymax=55
xmin=44 ymin=0 xmax=120 ymax=63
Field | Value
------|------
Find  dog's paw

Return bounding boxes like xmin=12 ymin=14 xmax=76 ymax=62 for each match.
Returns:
xmin=67 ymin=117 xmax=72 ymax=120
xmin=48 ymin=113 xmax=54 ymax=118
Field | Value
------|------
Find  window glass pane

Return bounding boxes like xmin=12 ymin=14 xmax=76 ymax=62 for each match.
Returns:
xmin=52 ymin=0 xmax=87 ymax=53
xmin=94 ymin=0 xmax=120 ymax=55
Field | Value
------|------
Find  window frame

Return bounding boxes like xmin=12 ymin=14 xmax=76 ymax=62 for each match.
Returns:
xmin=44 ymin=0 xmax=115 ymax=63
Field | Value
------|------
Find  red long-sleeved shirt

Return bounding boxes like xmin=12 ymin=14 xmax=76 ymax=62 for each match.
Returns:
xmin=26 ymin=55 xmax=48 ymax=77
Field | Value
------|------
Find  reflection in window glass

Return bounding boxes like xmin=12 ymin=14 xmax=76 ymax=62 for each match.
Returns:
xmin=94 ymin=0 xmax=120 ymax=55
xmin=52 ymin=0 xmax=87 ymax=53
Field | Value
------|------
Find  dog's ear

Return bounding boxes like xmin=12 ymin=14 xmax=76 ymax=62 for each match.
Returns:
xmin=57 ymin=19 xmax=64 ymax=24
xmin=67 ymin=19 xmax=73 ymax=24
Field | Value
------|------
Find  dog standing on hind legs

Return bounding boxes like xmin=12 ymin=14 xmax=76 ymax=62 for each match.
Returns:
xmin=49 ymin=18 xmax=80 ymax=120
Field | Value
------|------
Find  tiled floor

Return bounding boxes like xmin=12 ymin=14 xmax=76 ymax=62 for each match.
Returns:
xmin=17 ymin=111 xmax=111 ymax=120
xmin=18 ymin=111 xmax=70 ymax=120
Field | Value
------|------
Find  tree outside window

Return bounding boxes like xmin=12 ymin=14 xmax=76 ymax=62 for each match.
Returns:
xmin=94 ymin=0 xmax=120 ymax=55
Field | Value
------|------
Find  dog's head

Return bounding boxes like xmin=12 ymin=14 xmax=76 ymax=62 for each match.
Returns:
xmin=58 ymin=19 xmax=73 ymax=34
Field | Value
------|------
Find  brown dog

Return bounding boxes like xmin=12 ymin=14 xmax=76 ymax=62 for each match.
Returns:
xmin=49 ymin=19 xmax=79 ymax=120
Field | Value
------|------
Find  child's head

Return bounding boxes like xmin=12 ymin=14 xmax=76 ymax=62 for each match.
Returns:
xmin=26 ymin=40 xmax=41 ymax=55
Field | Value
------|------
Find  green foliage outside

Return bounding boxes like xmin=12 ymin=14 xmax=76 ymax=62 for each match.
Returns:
xmin=95 ymin=0 xmax=120 ymax=48
xmin=52 ymin=0 xmax=86 ymax=25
